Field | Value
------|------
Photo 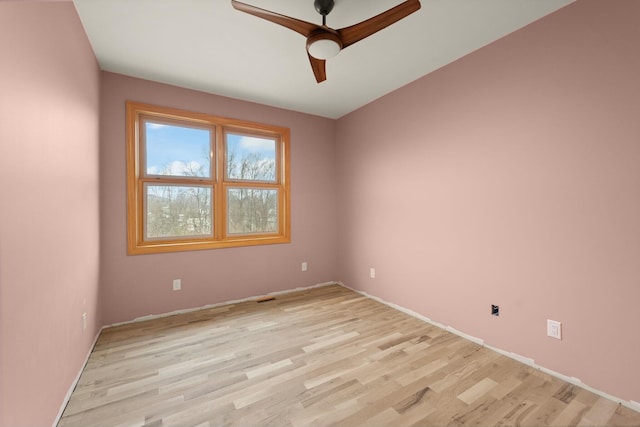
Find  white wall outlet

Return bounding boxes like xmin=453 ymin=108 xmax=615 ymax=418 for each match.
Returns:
xmin=82 ymin=312 xmax=87 ymax=332
xmin=547 ymin=319 xmax=562 ymax=340
xmin=301 ymin=262 xmax=308 ymax=272
xmin=370 ymin=267 xmax=376 ymax=279
xmin=173 ymin=279 xmax=181 ymax=291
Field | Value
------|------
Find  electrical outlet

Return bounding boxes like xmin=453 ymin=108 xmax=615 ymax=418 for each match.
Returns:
xmin=173 ymin=279 xmax=181 ymax=291
xmin=301 ymin=262 xmax=308 ymax=272
xmin=82 ymin=312 xmax=87 ymax=332
xmin=370 ymin=267 xmax=376 ymax=279
xmin=547 ymin=319 xmax=562 ymax=340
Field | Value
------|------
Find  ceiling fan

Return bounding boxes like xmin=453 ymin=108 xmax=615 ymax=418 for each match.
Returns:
xmin=231 ymin=0 xmax=421 ymax=83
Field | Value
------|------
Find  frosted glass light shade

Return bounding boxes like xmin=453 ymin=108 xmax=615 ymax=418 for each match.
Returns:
xmin=307 ymin=38 xmax=341 ymax=60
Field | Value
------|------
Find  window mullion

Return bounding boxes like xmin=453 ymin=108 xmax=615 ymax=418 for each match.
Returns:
xmin=215 ymin=125 xmax=226 ymax=240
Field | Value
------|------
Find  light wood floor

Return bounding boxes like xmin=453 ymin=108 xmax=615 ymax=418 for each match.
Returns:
xmin=59 ymin=284 xmax=640 ymax=427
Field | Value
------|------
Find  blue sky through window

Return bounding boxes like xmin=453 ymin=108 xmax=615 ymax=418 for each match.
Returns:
xmin=226 ymin=133 xmax=276 ymax=181
xmin=144 ymin=121 xmax=277 ymax=181
xmin=145 ymin=122 xmax=211 ymax=177
xmin=226 ymin=133 xmax=275 ymax=159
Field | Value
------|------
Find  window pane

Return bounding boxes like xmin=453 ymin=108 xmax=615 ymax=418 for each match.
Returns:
xmin=226 ymin=133 xmax=276 ymax=182
xmin=227 ymin=188 xmax=278 ymax=235
xmin=144 ymin=184 xmax=212 ymax=239
xmin=145 ymin=120 xmax=211 ymax=178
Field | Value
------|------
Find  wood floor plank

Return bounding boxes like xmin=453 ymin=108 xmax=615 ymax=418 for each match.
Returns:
xmin=457 ymin=377 xmax=499 ymax=404
xmin=58 ymin=284 xmax=640 ymax=427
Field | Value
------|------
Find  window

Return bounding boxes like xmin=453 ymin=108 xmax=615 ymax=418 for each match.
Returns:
xmin=126 ymin=101 xmax=290 ymax=254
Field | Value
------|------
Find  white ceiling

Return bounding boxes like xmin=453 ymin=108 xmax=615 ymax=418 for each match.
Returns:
xmin=73 ymin=0 xmax=573 ymax=119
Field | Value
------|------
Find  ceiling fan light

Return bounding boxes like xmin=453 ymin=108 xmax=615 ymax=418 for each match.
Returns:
xmin=307 ymin=33 xmax=342 ymax=60
xmin=308 ymin=39 xmax=341 ymax=59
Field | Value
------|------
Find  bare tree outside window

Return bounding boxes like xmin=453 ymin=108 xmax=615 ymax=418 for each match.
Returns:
xmin=143 ymin=122 xmax=213 ymax=239
xmin=227 ymin=188 xmax=277 ymax=234
xmin=145 ymin=184 xmax=212 ymax=239
xmin=226 ymin=133 xmax=279 ymax=234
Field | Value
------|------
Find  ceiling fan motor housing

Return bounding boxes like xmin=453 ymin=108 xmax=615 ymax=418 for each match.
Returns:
xmin=314 ymin=0 xmax=335 ymax=16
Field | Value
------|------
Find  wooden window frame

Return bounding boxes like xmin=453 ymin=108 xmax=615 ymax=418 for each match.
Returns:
xmin=126 ymin=101 xmax=290 ymax=255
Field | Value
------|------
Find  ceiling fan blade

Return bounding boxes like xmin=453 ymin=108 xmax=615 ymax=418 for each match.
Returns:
xmin=337 ymin=0 xmax=421 ymax=49
xmin=232 ymin=0 xmax=320 ymax=37
xmin=308 ymin=54 xmax=327 ymax=83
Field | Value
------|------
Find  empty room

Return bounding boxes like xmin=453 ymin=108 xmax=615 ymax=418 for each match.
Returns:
xmin=1 ymin=0 xmax=640 ymax=426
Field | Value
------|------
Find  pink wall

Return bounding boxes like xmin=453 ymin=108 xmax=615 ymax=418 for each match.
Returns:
xmin=335 ymin=0 xmax=640 ymax=404
xmin=99 ymin=73 xmax=338 ymax=325
xmin=2 ymin=0 xmax=639 ymax=423
xmin=0 ymin=2 xmax=101 ymax=426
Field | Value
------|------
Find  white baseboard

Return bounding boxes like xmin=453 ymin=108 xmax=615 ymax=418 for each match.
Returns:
xmin=338 ymin=281 xmax=639 ymax=413
xmin=108 ymin=281 xmax=337 ymax=328
xmin=52 ymin=327 xmax=103 ymax=427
